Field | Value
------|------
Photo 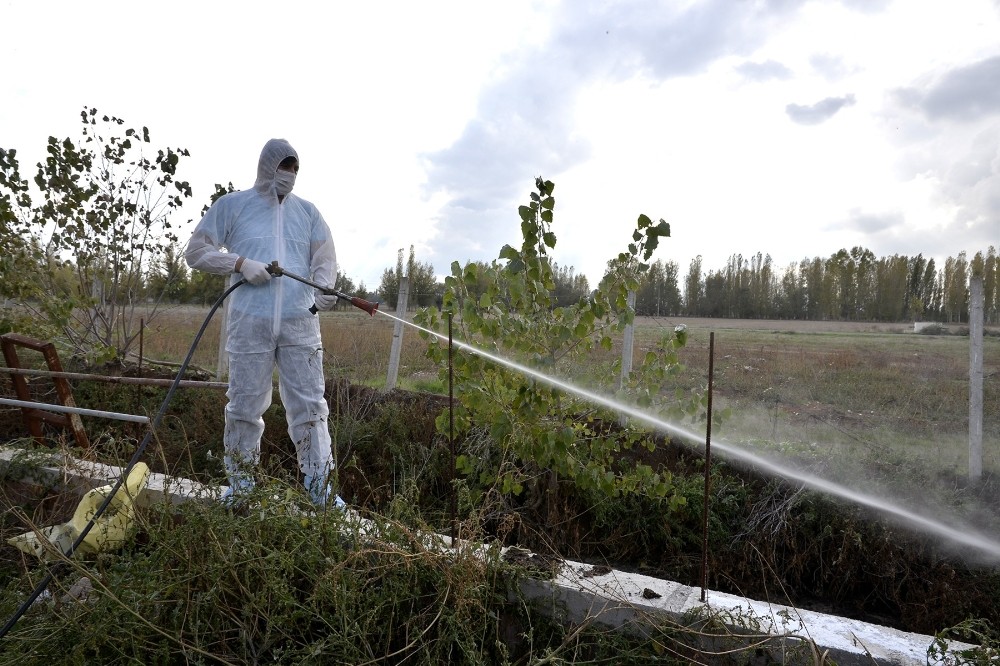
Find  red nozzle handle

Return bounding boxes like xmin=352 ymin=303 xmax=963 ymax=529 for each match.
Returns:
xmin=309 ymin=291 xmax=379 ymax=316
xmin=340 ymin=292 xmax=379 ymax=316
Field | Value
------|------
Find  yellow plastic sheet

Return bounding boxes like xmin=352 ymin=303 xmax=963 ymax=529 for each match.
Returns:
xmin=8 ymin=462 xmax=150 ymax=559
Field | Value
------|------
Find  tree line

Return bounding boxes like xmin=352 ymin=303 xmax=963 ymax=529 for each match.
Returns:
xmin=146 ymin=243 xmax=1000 ymax=325
xmin=2 ymin=108 xmax=995 ymax=367
xmin=650 ymin=247 xmax=998 ymax=323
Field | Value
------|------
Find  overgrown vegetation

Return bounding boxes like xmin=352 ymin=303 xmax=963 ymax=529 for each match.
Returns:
xmin=0 ymin=482 xmax=522 ymax=664
xmin=3 ymin=394 xmax=999 ymax=663
xmin=0 ymin=468 xmax=886 ymax=665
xmin=414 ymin=178 xmax=709 ymax=509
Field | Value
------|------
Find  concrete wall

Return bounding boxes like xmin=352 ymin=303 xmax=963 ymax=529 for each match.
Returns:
xmin=1 ymin=445 xmax=980 ymax=664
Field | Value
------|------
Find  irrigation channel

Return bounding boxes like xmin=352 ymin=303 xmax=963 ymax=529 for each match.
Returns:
xmin=375 ymin=309 xmax=1000 ymax=563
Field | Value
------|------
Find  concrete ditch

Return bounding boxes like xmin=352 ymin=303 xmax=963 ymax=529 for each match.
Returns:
xmin=512 ymin=552 xmax=973 ymax=665
xmin=0 ymin=445 xmax=980 ymax=664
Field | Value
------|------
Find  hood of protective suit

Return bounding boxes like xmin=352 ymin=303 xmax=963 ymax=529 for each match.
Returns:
xmin=254 ymin=138 xmax=299 ymax=196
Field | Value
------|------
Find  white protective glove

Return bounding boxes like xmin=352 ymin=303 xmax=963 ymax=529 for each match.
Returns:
xmin=314 ymin=290 xmax=339 ymax=311
xmin=238 ymin=258 xmax=271 ymax=286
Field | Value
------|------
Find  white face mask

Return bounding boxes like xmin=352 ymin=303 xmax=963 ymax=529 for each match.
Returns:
xmin=274 ymin=169 xmax=296 ymax=196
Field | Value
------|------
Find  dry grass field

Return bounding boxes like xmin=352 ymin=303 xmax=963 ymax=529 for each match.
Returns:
xmin=140 ymin=306 xmax=1000 ymax=482
xmin=636 ymin=316 xmax=1000 ymax=480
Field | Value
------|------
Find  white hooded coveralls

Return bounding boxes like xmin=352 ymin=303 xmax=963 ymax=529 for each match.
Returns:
xmin=185 ymin=138 xmax=339 ymax=503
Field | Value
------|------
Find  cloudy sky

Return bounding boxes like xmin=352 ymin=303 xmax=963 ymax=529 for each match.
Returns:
xmin=3 ymin=0 xmax=998 ymax=291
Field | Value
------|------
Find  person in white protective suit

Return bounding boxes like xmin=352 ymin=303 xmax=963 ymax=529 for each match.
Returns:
xmin=184 ymin=138 xmax=344 ymax=508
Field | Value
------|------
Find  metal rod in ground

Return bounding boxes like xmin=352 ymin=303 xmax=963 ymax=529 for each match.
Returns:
xmin=700 ymin=331 xmax=715 ymax=603
xmin=135 ymin=318 xmax=144 ymax=437
xmin=449 ymin=313 xmax=457 ymax=545
xmin=138 ymin=317 xmax=144 ymax=378
xmin=0 ymin=397 xmax=150 ymax=424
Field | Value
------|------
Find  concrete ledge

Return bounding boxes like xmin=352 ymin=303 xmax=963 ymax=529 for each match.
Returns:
xmin=515 ymin=556 xmax=977 ymax=665
xmin=0 ymin=445 xmax=221 ymax=506
xmin=1 ymin=445 xmax=981 ymax=664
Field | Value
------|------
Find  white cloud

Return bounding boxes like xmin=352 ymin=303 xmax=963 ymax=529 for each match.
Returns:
xmin=2 ymin=0 xmax=998 ymax=291
xmin=785 ymin=94 xmax=857 ymax=125
xmin=736 ymin=59 xmax=793 ymax=82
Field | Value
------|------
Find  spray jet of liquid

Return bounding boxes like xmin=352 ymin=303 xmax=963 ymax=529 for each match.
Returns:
xmin=378 ymin=310 xmax=1000 ymax=563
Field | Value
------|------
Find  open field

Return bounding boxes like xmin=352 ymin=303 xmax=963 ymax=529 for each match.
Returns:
xmin=139 ymin=306 xmax=1000 ymax=483
xmin=636 ymin=316 xmax=1000 ymax=476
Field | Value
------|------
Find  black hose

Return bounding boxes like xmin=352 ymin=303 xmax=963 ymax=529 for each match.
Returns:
xmin=0 ymin=278 xmax=246 ymax=641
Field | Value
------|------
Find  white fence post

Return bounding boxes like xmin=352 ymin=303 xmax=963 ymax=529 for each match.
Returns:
xmin=385 ymin=277 xmax=410 ymax=392
xmin=619 ymin=290 xmax=636 ymax=390
xmin=619 ymin=290 xmax=636 ymax=427
xmin=969 ymin=277 xmax=984 ymax=483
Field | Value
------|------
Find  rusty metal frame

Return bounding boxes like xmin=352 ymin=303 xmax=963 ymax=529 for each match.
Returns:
xmin=1 ymin=332 xmax=90 ymax=449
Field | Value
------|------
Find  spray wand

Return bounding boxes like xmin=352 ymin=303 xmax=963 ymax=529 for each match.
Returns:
xmin=266 ymin=261 xmax=379 ymax=316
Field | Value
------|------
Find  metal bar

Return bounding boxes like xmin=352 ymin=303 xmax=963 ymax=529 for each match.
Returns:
xmin=1 ymin=334 xmax=45 ymax=442
xmin=1 ymin=333 xmax=88 ymax=446
xmin=700 ymin=331 xmax=715 ymax=603
xmin=1 ymin=367 xmax=228 ymax=390
xmin=29 ymin=409 xmax=84 ymax=427
xmin=0 ymin=398 xmax=150 ymax=424
xmin=138 ymin=317 xmax=145 ymax=378
xmin=0 ymin=332 xmax=50 ymax=353
xmin=449 ymin=312 xmax=456 ymax=545
xmin=133 ymin=318 xmax=145 ymax=437
xmin=40 ymin=338 xmax=89 ymax=447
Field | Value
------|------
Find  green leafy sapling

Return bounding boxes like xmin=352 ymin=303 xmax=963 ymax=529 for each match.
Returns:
xmin=415 ymin=177 xmax=710 ymax=510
